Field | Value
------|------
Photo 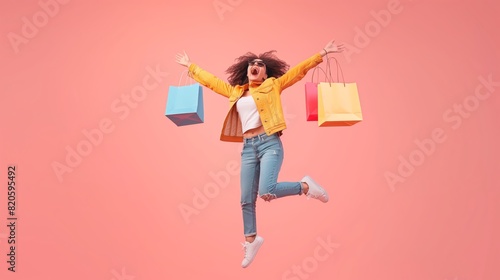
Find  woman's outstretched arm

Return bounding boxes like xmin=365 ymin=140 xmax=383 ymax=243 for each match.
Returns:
xmin=175 ymin=51 xmax=234 ymax=98
xmin=277 ymin=39 xmax=345 ymax=90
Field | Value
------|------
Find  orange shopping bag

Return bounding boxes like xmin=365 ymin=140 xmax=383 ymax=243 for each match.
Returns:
xmin=317 ymin=57 xmax=362 ymax=126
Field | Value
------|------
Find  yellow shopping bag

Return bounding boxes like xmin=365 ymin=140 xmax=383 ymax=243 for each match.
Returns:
xmin=317 ymin=57 xmax=362 ymax=127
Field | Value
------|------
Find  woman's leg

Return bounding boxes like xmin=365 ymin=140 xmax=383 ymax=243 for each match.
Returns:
xmin=257 ymin=135 xmax=303 ymax=201
xmin=240 ymin=141 xmax=260 ymax=239
xmin=240 ymin=140 xmax=265 ymax=268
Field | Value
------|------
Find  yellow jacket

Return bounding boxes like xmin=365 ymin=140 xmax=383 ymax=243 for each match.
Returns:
xmin=188 ymin=53 xmax=323 ymax=142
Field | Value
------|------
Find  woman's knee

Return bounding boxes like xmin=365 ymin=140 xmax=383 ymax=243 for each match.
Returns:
xmin=258 ymin=183 xmax=278 ymax=201
xmin=259 ymin=193 xmax=277 ymax=202
xmin=241 ymin=194 xmax=256 ymax=206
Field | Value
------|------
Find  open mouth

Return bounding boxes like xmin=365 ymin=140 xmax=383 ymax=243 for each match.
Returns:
xmin=251 ymin=67 xmax=259 ymax=75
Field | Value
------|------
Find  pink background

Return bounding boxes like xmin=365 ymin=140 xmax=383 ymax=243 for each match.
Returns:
xmin=1 ymin=0 xmax=499 ymax=279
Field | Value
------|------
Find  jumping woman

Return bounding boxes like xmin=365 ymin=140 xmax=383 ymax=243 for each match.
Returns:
xmin=175 ymin=40 xmax=345 ymax=268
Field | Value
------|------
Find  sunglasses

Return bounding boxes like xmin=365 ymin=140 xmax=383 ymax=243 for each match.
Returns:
xmin=248 ymin=61 xmax=265 ymax=67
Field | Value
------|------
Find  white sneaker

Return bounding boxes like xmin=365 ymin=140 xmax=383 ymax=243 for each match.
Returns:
xmin=302 ymin=176 xmax=329 ymax=203
xmin=241 ymin=235 xmax=264 ymax=268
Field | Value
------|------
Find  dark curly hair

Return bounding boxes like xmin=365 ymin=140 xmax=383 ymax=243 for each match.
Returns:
xmin=225 ymin=50 xmax=290 ymax=86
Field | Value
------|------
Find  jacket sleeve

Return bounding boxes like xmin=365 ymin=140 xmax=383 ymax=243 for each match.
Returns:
xmin=188 ymin=63 xmax=234 ymax=98
xmin=277 ymin=53 xmax=324 ymax=91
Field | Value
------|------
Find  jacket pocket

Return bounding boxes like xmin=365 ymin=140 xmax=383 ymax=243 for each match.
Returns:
xmin=256 ymin=80 xmax=274 ymax=94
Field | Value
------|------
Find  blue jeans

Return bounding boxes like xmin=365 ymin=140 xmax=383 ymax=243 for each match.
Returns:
xmin=240 ymin=132 xmax=302 ymax=236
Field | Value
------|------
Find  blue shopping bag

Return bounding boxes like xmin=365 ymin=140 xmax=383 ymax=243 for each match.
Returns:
xmin=165 ymin=72 xmax=204 ymax=126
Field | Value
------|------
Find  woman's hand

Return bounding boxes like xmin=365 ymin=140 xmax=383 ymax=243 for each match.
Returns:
xmin=321 ymin=40 xmax=345 ymax=56
xmin=175 ymin=51 xmax=191 ymax=67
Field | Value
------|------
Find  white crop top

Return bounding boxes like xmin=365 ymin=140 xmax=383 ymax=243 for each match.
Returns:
xmin=236 ymin=96 xmax=262 ymax=133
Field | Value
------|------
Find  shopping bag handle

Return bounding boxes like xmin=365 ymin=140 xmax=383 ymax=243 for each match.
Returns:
xmin=178 ymin=70 xmax=194 ymax=86
xmin=325 ymin=56 xmax=346 ymax=87
xmin=310 ymin=66 xmax=330 ymax=83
